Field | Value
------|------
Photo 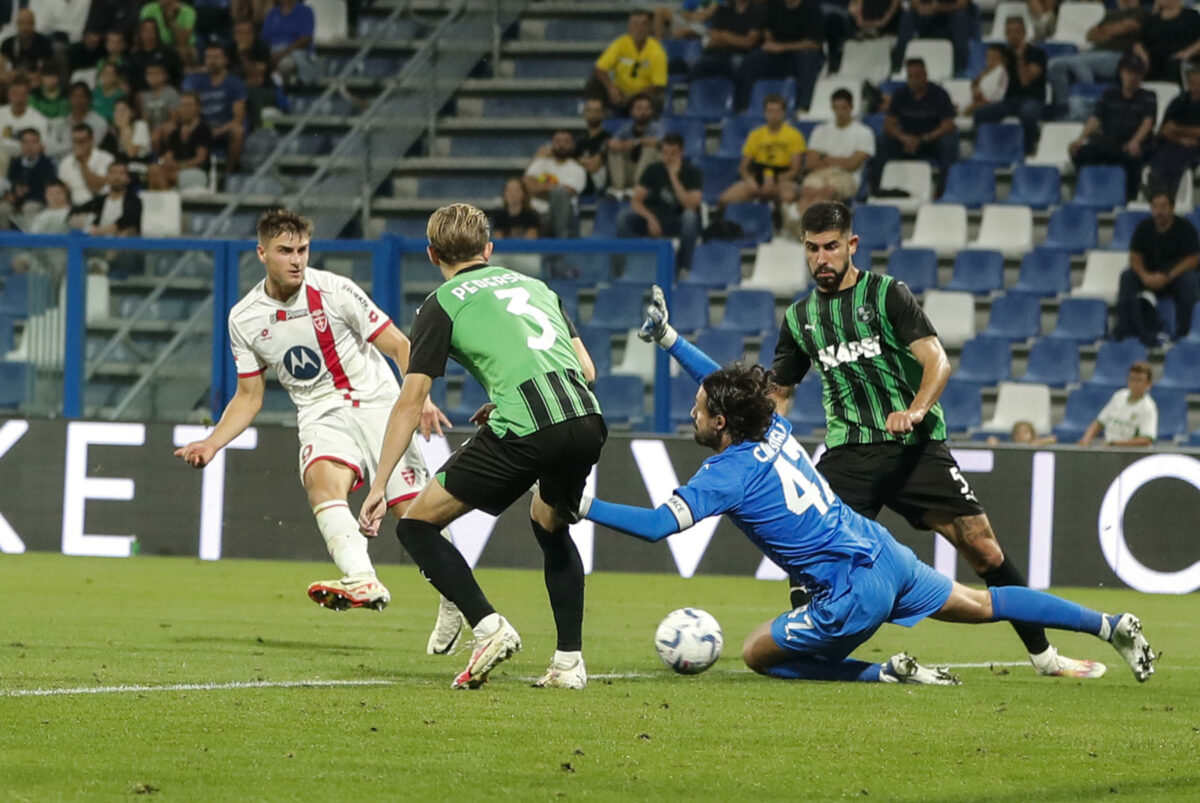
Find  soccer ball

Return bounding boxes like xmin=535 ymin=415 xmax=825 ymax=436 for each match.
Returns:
xmin=654 ymin=608 xmax=723 ymax=675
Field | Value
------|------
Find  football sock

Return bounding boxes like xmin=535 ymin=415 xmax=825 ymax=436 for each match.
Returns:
xmin=979 ymin=556 xmax=1050 ymax=655
xmin=395 ymin=518 xmax=494 ymax=626
xmin=313 ymin=500 xmax=374 ymax=578
xmin=766 ymin=656 xmax=881 ymax=682
xmin=989 ymin=586 xmax=1105 ymax=636
xmin=531 ymin=519 xmax=585 ymax=652
xmin=554 ymin=649 xmax=583 ymax=668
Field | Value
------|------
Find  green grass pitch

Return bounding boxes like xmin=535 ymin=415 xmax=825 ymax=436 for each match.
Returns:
xmin=2 ymin=552 xmax=1198 ymax=801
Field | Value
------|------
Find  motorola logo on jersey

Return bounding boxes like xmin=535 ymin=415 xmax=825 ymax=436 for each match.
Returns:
xmin=284 ymin=346 xmax=322 ymax=379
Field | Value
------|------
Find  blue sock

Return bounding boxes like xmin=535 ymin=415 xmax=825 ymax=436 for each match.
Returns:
xmin=990 ymin=587 xmax=1104 ymax=636
xmin=767 ymin=656 xmax=882 ymax=682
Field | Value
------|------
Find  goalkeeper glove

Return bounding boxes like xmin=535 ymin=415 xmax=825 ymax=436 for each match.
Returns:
xmin=637 ymin=284 xmax=678 ymax=348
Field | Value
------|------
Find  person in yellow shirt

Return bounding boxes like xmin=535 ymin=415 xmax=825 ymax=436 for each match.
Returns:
xmin=587 ymin=11 xmax=669 ymax=115
xmin=718 ymin=94 xmax=805 ymax=210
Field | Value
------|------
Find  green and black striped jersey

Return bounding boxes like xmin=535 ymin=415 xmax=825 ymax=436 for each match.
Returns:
xmin=771 ymin=270 xmax=948 ymax=448
xmin=408 ymin=264 xmax=601 ymax=438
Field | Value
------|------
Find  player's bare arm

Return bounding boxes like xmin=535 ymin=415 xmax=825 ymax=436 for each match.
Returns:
xmin=358 ymin=372 xmax=433 ymax=534
xmin=572 ymin=336 xmax=596 ymax=383
xmin=886 ymin=335 xmax=951 ymax=435
xmin=369 ymin=323 xmax=452 ymax=439
xmin=174 ymin=372 xmax=265 ymax=467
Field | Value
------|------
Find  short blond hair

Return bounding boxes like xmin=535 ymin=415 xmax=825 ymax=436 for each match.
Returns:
xmin=257 ymin=208 xmax=313 ymax=243
xmin=427 ymin=203 xmax=490 ymax=265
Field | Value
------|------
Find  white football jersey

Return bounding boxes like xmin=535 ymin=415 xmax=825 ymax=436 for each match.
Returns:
xmin=229 ymin=268 xmax=400 ymax=427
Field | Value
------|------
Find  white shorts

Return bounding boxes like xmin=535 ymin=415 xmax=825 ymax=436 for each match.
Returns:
xmin=298 ymin=405 xmax=429 ymax=506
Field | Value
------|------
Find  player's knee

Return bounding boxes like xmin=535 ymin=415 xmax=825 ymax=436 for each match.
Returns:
xmin=741 ymin=632 xmax=772 ymax=675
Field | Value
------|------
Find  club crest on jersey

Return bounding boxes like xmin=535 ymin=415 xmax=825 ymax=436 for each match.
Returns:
xmin=312 ymin=308 xmax=328 ymax=333
xmin=401 ymin=467 xmax=417 ymax=486
xmin=855 ymin=305 xmax=875 ymax=324
xmin=817 ymin=335 xmax=882 ymax=369
xmin=284 ymin=346 xmax=322 ymax=380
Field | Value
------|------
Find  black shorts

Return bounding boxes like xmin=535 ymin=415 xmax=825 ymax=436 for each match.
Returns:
xmin=816 ymin=440 xmax=985 ymax=530
xmin=437 ymin=414 xmax=607 ymax=517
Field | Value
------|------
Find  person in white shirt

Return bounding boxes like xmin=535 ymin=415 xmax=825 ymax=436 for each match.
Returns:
xmin=27 ymin=179 xmax=71 ymax=233
xmin=783 ymin=88 xmax=875 ymax=220
xmin=1080 ymin=361 xmax=1158 ymax=447
xmin=0 ymin=77 xmax=50 ymax=176
xmin=57 ymin=122 xmax=113 ymax=205
xmin=32 ymin=0 xmax=91 ymax=44
xmin=523 ymin=129 xmax=587 ymax=238
xmin=175 ymin=209 xmax=469 ymax=655
xmin=46 ymin=81 xmax=109 ymax=159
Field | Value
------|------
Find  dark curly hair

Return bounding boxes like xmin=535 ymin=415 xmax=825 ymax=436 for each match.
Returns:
xmin=700 ymin=362 xmax=777 ymax=444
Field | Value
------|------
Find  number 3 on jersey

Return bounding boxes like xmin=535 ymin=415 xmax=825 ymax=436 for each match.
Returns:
xmin=774 ymin=439 xmax=834 ymax=517
xmin=495 ymin=287 xmax=557 ymax=351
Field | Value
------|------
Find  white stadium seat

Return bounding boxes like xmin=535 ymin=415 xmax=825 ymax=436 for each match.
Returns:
xmin=988 ymin=2 xmax=1036 ymax=41
xmin=1048 ymin=3 xmax=1107 ymax=49
xmin=972 ymin=203 xmax=1034 ymax=258
xmin=745 ymin=239 xmax=809 ymax=296
xmin=139 ymin=190 xmax=182 ymax=237
xmin=1028 ymin=121 xmax=1085 ymax=175
xmin=923 ymin=290 xmax=977 ymax=347
xmin=893 ymin=39 xmax=954 ymax=82
xmin=613 ymin=329 xmax=657 ymax=382
xmin=903 ymin=203 xmax=968 ymax=257
xmin=869 ymin=160 xmax=932 ymax=213
xmin=1071 ymin=250 xmax=1129 ymax=306
xmin=983 ymin=381 xmax=1052 ymax=435
xmin=800 ymin=77 xmax=862 ymax=120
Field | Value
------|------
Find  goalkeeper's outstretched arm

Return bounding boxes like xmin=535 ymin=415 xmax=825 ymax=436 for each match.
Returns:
xmin=639 ymin=284 xmax=721 ymax=384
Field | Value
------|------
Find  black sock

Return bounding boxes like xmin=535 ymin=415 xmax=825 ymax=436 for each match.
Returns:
xmin=395 ymin=519 xmax=494 ymax=627
xmin=531 ymin=519 xmax=584 ymax=652
xmin=979 ymin=557 xmax=1051 ymax=655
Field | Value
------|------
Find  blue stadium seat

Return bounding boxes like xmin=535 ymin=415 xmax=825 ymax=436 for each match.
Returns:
xmin=1005 ymin=165 xmax=1061 ymax=210
xmin=662 ymin=116 xmax=707 ymax=163
xmin=1019 ymin=337 xmax=1080 ymax=387
xmin=955 ymin=337 xmax=1011 ymax=384
xmin=448 ymin=134 xmax=545 ymax=158
xmin=0 ymin=273 xmax=30 ymax=317
xmin=785 ymin=373 xmax=826 ymax=434
xmin=447 ymin=376 xmax=491 ymax=426
xmin=1154 ymin=387 xmax=1189 ymax=441
xmin=0 ymin=361 xmax=26 ymax=408
xmin=1067 ymin=81 xmax=1111 ymax=116
xmin=970 ymin=123 xmax=1024 ymax=167
xmin=544 ymin=18 xmax=625 ymax=41
xmin=944 ymin=249 xmax=1004 ymax=295
xmin=562 ymin=252 xmax=613 ymax=284
xmin=665 ymin=37 xmax=703 ymax=74
xmin=670 ymin=374 xmax=699 ymax=427
xmin=670 ymin=284 xmax=710 ymax=333
xmin=748 ymin=78 xmax=797 ymax=115
xmin=683 ymin=241 xmax=743 ymax=288
xmin=694 ymin=329 xmax=746 ymax=366
xmin=1013 ymin=247 xmax=1071 ymax=297
xmin=594 ymin=374 xmax=647 ymax=428
xmin=513 ymin=56 xmax=596 ymax=79
xmin=482 ymin=96 xmax=579 ymax=118
xmin=1157 ymin=341 xmax=1200 ymax=391
xmin=1040 ymin=42 xmax=1078 ymax=59
xmin=1040 ymin=204 xmax=1099 ymax=254
xmin=588 ymin=285 xmax=647 ymax=331
xmin=592 ymin=199 xmax=626 ymax=239
xmin=982 ymin=292 xmax=1041 ymax=341
xmin=1184 ymin=302 xmax=1200 ymax=343
xmin=938 ymin=161 xmax=996 ymax=208
xmin=939 ymin=378 xmax=982 ymax=433
xmin=614 ymin=259 xmax=657 ymax=285
xmin=0 ymin=313 xmax=12 ymax=353
xmin=1053 ymin=383 xmax=1113 ymax=442
xmin=717 ymin=114 xmax=763 ymax=157
xmin=1157 ymin=296 xmax=1176 ymax=338
xmin=700 ymin=155 xmax=742 ymax=205
xmin=723 ymin=202 xmax=773 ymax=246
xmin=545 ymin=279 xmax=585 ymax=324
xmin=1109 ymin=209 xmax=1150 ymax=251
xmin=886 ymin=248 xmax=938 ymax=294
xmin=575 ymin=324 xmax=613 ymax=376
xmin=1072 ymin=165 xmax=1127 ymax=211
xmin=717 ymin=289 xmax=777 ymax=335
xmin=1047 ymin=297 xmax=1108 ymax=343
xmin=758 ymin=329 xmax=778 ymax=365
xmin=854 ymin=205 xmax=903 ymax=253
xmin=680 ymin=76 xmax=735 ymax=121
xmin=1087 ymin=339 xmax=1148 ymax=388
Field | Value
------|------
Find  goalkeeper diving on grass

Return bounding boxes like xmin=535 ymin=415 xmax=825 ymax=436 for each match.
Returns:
xmin=565 ymin=286 xmax=1159 ymax=684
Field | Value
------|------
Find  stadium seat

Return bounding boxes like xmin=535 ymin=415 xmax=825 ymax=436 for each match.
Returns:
xmin=545 ymin=280 xmax=584 ymax=324
xmin=945 ymin=250 xmax=1004 ymax=295
xmin=1040 ymin=204 xmax=1099 ymax=254
xmin=1071 ymin=250 xmax=1128 ymax=306
xmin=0 ymin=273 xmax=29 ymax=317
xmin=1013 ymin=247 xmax=1072 ymax=297
xmin=955 ymin=336 xmax=1012 ymax=385
xmin=1184 ymin=302 xmax=1200 ymax=343
xmin=970 ymin=123 xmax=1024 ymax=168
xmin=886 ymin=248 xmax=938 ymax=294
xmin=1028 ymin=122 xmax=1084 ymax=174
xmin=1050 ymin=3 xmax=1105 ymax=48
xmin=664 ymin=38 xmax=703 ymax=75
xmin=613 ymin=328 xmax=658 ymax=382
xmin=1143 ymin=81 xmax=1179 ymax=127
xmin=982 ymin=381 xmax=1052 ymax=436
xmin=717 ymin=289 xmax=777 ymax=335
xmin=1072 ymin=166 xmax=1127 ymax=211
xmin=1154 ymin=387 xmax=1189 ymax=440
xmin=311 ymin=0 xmax=348 ymax=43
xmin=745 ymin=239 xmax=809 ymax=296
xmin=838 ymin=38 xmax=895 ymax=83
xmin=139 ymin=190 xmax=182 ymax=237
xmin=988 ymin=2 xmax=1036 ymax=40
xmin=565 ymin=253 xmax=614 ymax=284
xmin=1039 ymin=42 xmax=1078 ymax=60
xmin=1004 ymin=165 xmax=1061 ymax=210
xmin=589 ymin=285 xmax=647 ymax=331
xmin=670 ymin=373 xmax=700 ymax=428
xmin=868 ymin=160 xmax=932 ymax=213
xmin=0 ymin=361 xmax=26 ymax=408
xmin=785 ymin=373 xmax=826 ymax=433
xmin=922 ymin=290 xmax=976 ymax=347
xmin=853 ymin=205 xmax=903 ymax=254
xmin=723 ymin=202 xmax=773 ymax=246
xmin=748 ymin=77 xmax=797 ymax=114
xmin=575 ymin=324 xmax=613 ymax=376
xmin=940 ymin=378 xmax=982 ymax=433
xmin=1053 ymin=383 xmax=1113 ymax=442
xmin=938 ymin=162 xmax=996 ymax=209
xmin=0 ymin=314 xmax=12 ymax=354
xmin=1087 ymin=339 xmax=1148 ymax=388
xmin=1067 ymin=81 xmax=1110 ymax=120
xmin=614 ymin=259 xmax=657 ymax=285
xmin=1108 ymin=209 xmax=1150 ymax=251
xmin=717 ymin=115 xmax=763 ymax=157
xmin=1019 ymin=337 xmax=1080 ymax=387
xmin=758 ymin=329 xmax=778 ymax=365
xmin=1157 ymin=341 xmax=1200 ymax=391
xmin=680 ymin=76 xmax=735 ymax=121
xmin=592 ymin=199 xmax=626 ymax=240
xmin=972 ymin=204 xmax=1033 ymax=259
xmin=693 ymin=329 xmax=746 ymax=367
xmin=798 ymin=77 xmax=858 ymax=120
xmin=700 ymin=155 xmax=742 ymax=205
xmin=662 ymin=116 xmax=707 ymax=163
xmin=594 ymin=374 xmax=646 ymax=428
xmin=1047 ymin=297 xmax=1108 ymax=344
xmin=892 ymin=39 xmax=953 ymax=82
xmin=903 ymin=203 xmax=968 ymax=257
xmin=683 ymin=241 xmax=743 ymax=289
xmin=982 ymin=292 xmax=1041 ymax=341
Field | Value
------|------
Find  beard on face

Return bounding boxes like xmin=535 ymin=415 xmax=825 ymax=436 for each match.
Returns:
xmin=692 ymin=420 xmax=722 ymax=450
xmin=811 ymin=256 xmax=849 ymax=291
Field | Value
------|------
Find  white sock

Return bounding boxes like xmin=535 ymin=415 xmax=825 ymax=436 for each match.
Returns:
xmin=313 ymin=500 xmax=374 ymax=578
xmin=553 ymin=650 xmax=582 ymax=668
xmin=1029 ymin=645 xmax=1057 ymax=669
xmin=473 ymin=612 xmax=501 ymax=639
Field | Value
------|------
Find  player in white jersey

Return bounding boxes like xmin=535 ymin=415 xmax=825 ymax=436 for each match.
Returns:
xmin=175 ymin=209 xmax=467 ymax=655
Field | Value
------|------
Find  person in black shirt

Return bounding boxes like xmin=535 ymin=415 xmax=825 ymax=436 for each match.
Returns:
xmin=689 ymin=0 xmax=765 ymax=111
xmin=615 ymin=133 xmax=703 ymax=271
xmin=575 ymin=97 xmax=610 ymax=196
xmin=2 ymin=128 xmax=56 ymax=226
xmin=1131 ymin=0 xmax=1200 ymax=84
xmin=973 ymin=17 xmax=1044 ymax=154
xmin=86 ymin=0 xmax=144 ymax=43
xmin=146 ymin=92 xmax=212 ymax=190
xmin=232 ymin=19 xmax=272 ymax=80
xmin=851 ymin=0 xmax=901 ymax=38
xmin=1118 ymin=189 xmax=1200 ymax=344
xmin=746 ymin=0 xmax=826 ymax=113
xmin=1 ymin=9 xmax=56 ymax=77
xmin=1069 ymin=54 xmax=1156 ymax=202
xmin=68 ymin=29 xmax=106 ymax=76
xmin=491 ymin=177 xmax=541 ymax=239
xmin=870 ymin=58 xmax=958 ymax=195
xmin=128 ymin=18 xmax=185 ymax=92
xmin=892 ymin=0 xmax=975 ymax=75
xmin=1149 ymin=68 xmax=1200 ymax=197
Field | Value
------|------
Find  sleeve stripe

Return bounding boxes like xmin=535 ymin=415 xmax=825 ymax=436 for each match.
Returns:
xmin=237 ymin=366 xmax=267 ymax=377
xmin=366 ymin=319 xmax=392 ymax=342
xmin=665 ymin=495 xmax=694 ymax=530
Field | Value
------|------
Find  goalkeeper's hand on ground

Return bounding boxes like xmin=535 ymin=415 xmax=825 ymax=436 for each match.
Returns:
xmin=637 ymin=284 xmax=678 ymax=347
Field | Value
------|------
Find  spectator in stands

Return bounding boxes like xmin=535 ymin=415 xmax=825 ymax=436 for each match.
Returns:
xmin=587 ymin=11 xmax=668 ymax=115
xmin=1079 ymin=362 xmax=1158 ymax=447
xmin=183 ymin=44 xmax=247 ymax=173
xmin=960 ymin=43 xmax=1009 ymax=118
xmin=653 ymin=0 xmax=718 ymax=41
xmin=193 ymin=0 xmax=234 ymax=49
xmin=261 ymin=0 xmax=318 ymax=86
xmin=850 ymin=0 xmax=901 ymax=39
xmin=147 ymin=90 xmax=210 ymax=190
xmin=719 ymin=92 xmax=804 ymax=210
xmin=616 ymin=132 xmax=702 ymax=272
xmin=1026 ymin=0 xmax=1056 ymax=42
xmin=1117 ymin=188 xmax=1200 ymax=345
xmin=31 ymin=64 xmax=70 ymax=122
xmin=575 ymin=97 xmax=610 ymax=196
xmin=607 ymin=93 xmax=663 ymax=195
xmin=1 ymin=10 xmax=56 ymax=79
xmin=688 ymin=0 xmax=764 ymax=112
xmin=986 ymin=420 xmax=1056 ymax=446
xmin=871 ymin=58 xmax=958 ymax=196
xmin=243 ymin=58 xmax=287 ymax=131
xmin=746 ymin=0 xmax=825 ymax=113
xmin=140 ymin=0 xmax=197 ymax=66
xmin=1131 ymin=0 xmax=1200 ymax=85
xmin=0 ymin=78 xmax=51 ymax=176
xmin=491 ymin=177 xmax=541 ymax=240
xmin=231 ymin=18 xmax=271 ymax=79
xmin=129 ymin=17 xmax=185 ymax=92
xmin=1150 ymin=67 xmax=1200 ymax=198
xmin=33 ymin=0 xmax=92 ymax=44
xmin=524 ymin=129 xmax=586 ymax=239
xmin=91 ymin=63 xmax=126 ymax=123
xmin=98 ymin=29 xmax=133 ymax=89
xmin=973 ymin=17 xmax=1045 ymax=154
xmin=783 ymin=88 xmax=874 ymax=219
xmin=87 ymin=0 xmax=143 ymax=43
xmin=57 ymin=122 xmax=114 ymax=205
xmin=1069 ymin=54 xmax=1155 ymax=202
xmin=892 ymin=0 xmax=975 ymax=77
xmin=27 ymin=179 xmax=72 ymax=232
xmin=2 ymin=128 xmax=56 ymax=227
xmin=75 ymin=158 xmax=141 ymax=236
xmin=99 ymin=97 xmax=150 ymax=169
xmin=47 ymin=81 xmax=109 ymax=159
xmin=140 ymin=63 xmax=180 ymax=151
xmin=68 ymin=29 xmax=106 ymax=79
